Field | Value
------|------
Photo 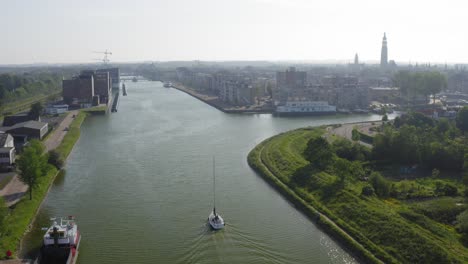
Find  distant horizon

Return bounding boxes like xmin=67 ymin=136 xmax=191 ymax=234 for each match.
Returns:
xmin=3 ymin=0 xmax=468 ymax=65
xmin=1 ymin=59 xmax=466 ymax=68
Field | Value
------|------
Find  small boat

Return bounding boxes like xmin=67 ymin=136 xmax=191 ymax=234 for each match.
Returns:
xmin=163 ymin=81 xmax=172 ymax=88
xmin=208 ymin=208 xmax=225 ymax=230
xmin=38 ymin=216 xmax=81 ymax=264
xmin=208 ymin=157 xmax=225 ymax=230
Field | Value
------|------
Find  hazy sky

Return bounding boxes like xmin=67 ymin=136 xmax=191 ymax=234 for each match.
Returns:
xmin=1 ymin=0 xmax=467 ymax=64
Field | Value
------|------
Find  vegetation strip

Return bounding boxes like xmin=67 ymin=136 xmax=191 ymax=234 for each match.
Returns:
xmin=248 ymin=115 xmax=468 ymax=264
xmin=248 ymin=129 xmax=386 ymax=264
xmin=0 ymin=111 xmax=88 ymax=259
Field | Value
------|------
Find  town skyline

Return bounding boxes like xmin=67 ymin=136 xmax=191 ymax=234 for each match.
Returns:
xmin=2 ymin=0 xmax=468 ymax=64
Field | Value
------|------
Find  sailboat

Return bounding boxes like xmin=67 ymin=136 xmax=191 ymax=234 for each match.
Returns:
xmin=208 ymin=157 xmax=225 ymax=230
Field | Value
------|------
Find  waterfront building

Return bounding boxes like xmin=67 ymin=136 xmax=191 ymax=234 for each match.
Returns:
xmin=380 ymin=33 xmax=388 ymax=67
xmin=97 ymin=68 xmax=120 ymax=89
xmin=93 ymin=71 xmax=111 ymax=104
xmin=0 ymin=132 xmax=15 ymax=170
xmin=275 ymin=67 xmax=307 ymax=103
xmin=63 ymin=73 xmax=94 ymax=106
xmin=322 ymin=75 xmax=369 ymax=109
xmin=63 ymin=69 xmax=114 ymax=107
xmin=220 ymin=80 xmax=254 ymax=106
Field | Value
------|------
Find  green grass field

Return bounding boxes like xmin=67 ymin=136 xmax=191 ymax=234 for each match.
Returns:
xmin=248 ymin=127 xmax=468 ymax=264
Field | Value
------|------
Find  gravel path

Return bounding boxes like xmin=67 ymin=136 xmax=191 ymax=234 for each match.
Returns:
xmin=44 ymin=110 xmax=79 ymax=152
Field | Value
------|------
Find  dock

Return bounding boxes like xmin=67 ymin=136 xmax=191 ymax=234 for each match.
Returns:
xmin=111 ymin=93 xmax=120 ymax=112
xmin=172 ymin=83 xmax=274 ymax=114
xmin=122 ymin=83 xmax=127 ymax=96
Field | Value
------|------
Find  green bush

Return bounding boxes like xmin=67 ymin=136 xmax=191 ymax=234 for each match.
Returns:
xmin=370 ymin=172 xmax=391 ymax=198
xmin=362 ymin=185 xmax=375 ymax=196
xmin=48 ymin=150 xmax=64 ymax=169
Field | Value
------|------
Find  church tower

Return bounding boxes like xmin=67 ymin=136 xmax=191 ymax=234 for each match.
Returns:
xmin=354 ymin=53 xmax=359 ymax=65
xmin=380 ymin=33 xmax=388 ymax=67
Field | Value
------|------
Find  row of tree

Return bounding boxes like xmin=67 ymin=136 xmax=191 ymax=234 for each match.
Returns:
xmin=300 ymin=109 xmax=468 ymax=197
xmin=373 ymin=110 xmax=468 ymax=171
xmin=0 ymin=73 xmax=62 ymax=107
xmin=393 ymin=71 xmax=447 ymax=104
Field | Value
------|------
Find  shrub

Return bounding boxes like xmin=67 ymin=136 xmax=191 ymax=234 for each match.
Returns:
xmin=361 ymin=185 xmax=375 ymax=196
xmin=370 ymin=172 xmax=391 ymax=198
xmin=48 ymin=150 xmax=64 ymax=169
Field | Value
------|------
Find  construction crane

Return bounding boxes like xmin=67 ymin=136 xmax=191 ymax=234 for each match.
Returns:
xmin=93 ymin=50 xmax=112 ymax=64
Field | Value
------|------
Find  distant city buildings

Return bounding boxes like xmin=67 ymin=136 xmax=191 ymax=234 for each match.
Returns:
xmin=274 ymin=68 xmax=369 ymax=110
xmin=275 ymin=67 xmax=307 ymax=103
xmin=175 ymin=67 xmax=257 ymax=106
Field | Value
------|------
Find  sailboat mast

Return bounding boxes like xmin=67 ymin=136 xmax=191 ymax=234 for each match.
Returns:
xmin=213 ymin=156 xmax=216 ymax=215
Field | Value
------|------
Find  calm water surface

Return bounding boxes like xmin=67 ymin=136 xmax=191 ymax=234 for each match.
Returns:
xmin=23 ymin=81 xmax=396 ymax=263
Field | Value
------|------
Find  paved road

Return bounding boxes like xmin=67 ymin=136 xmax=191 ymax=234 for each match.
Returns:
xmin=44 ymin=110 xmax=79 ymax=151
xmin=0 ymin=110 xmax=78 ymax=207
xmin=0 ymin=174 xmax=29 ymax=207
xmin=329 ymin=122 xmax=380 ymax=148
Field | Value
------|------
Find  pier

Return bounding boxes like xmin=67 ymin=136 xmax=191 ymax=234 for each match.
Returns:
xmin=123 ymin=84 xmax=127 ymax=96
xmin=111 ymin=93 xmax=120 ymax=112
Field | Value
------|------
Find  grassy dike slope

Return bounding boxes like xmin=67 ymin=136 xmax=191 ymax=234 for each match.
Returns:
xmin=248 ymin=127 xmax=467 ymax=264
xmin=0 ymin=111 xmax=88 ymax=259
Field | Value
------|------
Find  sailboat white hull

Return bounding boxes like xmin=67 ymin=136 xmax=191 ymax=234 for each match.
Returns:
xmin=208 ymin=211 xmax=225 ymax=230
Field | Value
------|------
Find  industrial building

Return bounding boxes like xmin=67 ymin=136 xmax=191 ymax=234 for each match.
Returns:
xmin=63 ymin=68 xmax=116 ymax=107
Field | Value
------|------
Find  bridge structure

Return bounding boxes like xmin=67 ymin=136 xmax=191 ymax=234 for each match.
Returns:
xmin=120 ymin=75 xmax=146 ymax=82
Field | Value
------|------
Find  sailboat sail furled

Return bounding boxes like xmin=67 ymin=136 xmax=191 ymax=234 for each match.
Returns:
xmin=208 ymin=157 xmax=225 ymax=230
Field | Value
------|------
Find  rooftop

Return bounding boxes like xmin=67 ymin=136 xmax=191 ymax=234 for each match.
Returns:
xmin=9 ymin=120 xmax=48 ymax=130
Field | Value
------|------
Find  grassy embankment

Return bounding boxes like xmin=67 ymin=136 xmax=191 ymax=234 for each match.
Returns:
xmin=248 ymin=127 xmax=468 ymax=264
xmin=0 ymin=111 xmax=88 ymax=259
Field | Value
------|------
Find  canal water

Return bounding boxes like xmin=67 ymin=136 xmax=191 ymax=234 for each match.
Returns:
xmin=23 ymin=81 xmax=396 ymax=263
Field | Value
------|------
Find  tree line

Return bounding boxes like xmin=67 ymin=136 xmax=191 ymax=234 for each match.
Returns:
xmin=393 ymin=70 xmax=447 ymax=104
xmin=373 ymin=110 xmax=467 ymax=172
xmin=300 ymin=108 xmax=468 ymax=199
xmin=0 ymin=72 xmax=62 ymax=107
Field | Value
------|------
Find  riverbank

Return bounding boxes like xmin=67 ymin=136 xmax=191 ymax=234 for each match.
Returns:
xmin=248 ymin=126 xmax=468 ymax=263
xmin=0 ymin=111 xmax=89 ymax=260
xmin=247 ymin=128 xmax=387 ymax=264
xmin=171 ymin=83 xmax=274 ymax=114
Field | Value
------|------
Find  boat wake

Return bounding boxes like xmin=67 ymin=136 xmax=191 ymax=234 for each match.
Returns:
xmin=177 ymin=222 xmax=291 ymax=264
